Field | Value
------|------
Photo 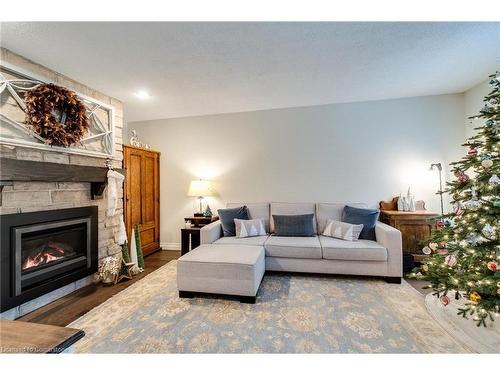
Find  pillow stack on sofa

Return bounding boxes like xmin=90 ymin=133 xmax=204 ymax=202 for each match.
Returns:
xmin=218 ymin=204 xmax=380 ymax=241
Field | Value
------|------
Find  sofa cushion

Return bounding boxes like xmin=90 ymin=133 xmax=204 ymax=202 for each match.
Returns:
xmin=342 ymin=206 xmax=380 ymax=240
xmin=270 ymin=202 xmax=316 ymax=233
xmin=227 ymin=202 xmax=270 ymax=232
xmin=235 ymin=218 xmax=267 ymax=238
xmin=316 ymin=203 xmax=367 ymax=234
xmin=319 ymin=235 xmax=387 ymax=261
xmin=322 ymin=219 xmax=363 ymax=241
xmin=214 ymin=235 xmax=269 ymax=247
xmin=218 ymin=206 xmax=249 ymax=237
xmin=264 ymin=235 xmax=322 ymax=259
xmin=273 ymin=214 xmax=315 ymax=237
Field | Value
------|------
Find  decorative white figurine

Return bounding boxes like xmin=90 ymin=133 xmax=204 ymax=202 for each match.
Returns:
xmin=397 ymin=187 xmax=416 ymax=212
xmin=130 ymin=130 xmax=139 ymax=147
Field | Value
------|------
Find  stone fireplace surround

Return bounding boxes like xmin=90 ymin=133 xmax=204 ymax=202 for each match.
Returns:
xmin=0 ymin=48 xmax=125 ymax=319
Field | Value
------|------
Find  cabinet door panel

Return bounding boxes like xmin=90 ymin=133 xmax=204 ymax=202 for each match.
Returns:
xmin=124 ymin=145 xmax=161 ymax=257
xmin=130 ymin=154 xmax=143 ymax=226
xmin=142 ymin=154 xmax=156 ymax=224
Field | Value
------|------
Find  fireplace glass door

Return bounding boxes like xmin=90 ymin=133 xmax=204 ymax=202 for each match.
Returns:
xmin=14 ymin=218 xmax=91 ymax=296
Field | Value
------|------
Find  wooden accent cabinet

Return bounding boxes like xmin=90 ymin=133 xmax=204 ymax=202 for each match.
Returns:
xmin=379 ymin=210 xmax=438 ymax=257
xmin=123 ymin=145 xmax=160 ymax=256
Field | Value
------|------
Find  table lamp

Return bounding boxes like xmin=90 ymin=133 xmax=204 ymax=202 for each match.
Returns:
xmin=187 ymin=179 xmax=214 ymax=216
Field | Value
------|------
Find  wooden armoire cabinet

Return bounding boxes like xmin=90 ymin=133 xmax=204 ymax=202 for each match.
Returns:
xmin=123 ymin=145 xmax=161 ymax=256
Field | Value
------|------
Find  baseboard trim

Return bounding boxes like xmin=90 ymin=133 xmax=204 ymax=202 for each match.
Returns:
xmin=161 ymin=243 xmax=180 ymax=251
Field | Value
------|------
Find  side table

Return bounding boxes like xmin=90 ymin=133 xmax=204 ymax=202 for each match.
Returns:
xmin=181 ymin=228 xmax=201 ymax=256
xmin=379 ymin=209 xmax=438 ymax=271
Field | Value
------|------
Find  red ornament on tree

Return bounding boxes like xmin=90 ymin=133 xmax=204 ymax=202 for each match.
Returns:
xmin=487 ymin=261 xmax=498 ymax=271
xmin=436 ymin=220 xmax=445 ymax=229
xmin=468 ymin=146 xmax=478 ymax=156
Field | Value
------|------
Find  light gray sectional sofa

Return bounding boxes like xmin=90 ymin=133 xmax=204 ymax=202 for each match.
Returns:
xmin=177 ymin=202 xmax=402 ymax=303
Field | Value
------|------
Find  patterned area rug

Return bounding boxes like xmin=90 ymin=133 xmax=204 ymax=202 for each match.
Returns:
xmin=69 ymin=261 xmax=470 ymax=353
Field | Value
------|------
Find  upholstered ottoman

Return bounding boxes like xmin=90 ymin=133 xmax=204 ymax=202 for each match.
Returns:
xmin=177 ymin=244 xmax=265 ymax=303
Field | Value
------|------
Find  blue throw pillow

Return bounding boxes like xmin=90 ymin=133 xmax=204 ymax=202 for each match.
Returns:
xmin=341 ymin=206 xmax=379 ymax=240
xmin=273 ymin=214 xmax=315 ymax=237
xmin=218 ymin=206 xmax=249 ymax=237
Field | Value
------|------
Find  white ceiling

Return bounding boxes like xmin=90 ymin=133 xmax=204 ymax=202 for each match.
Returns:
xmin=1 ymin=22 xmax=499 ymax=122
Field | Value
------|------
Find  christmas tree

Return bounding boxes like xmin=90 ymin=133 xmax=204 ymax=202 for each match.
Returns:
xmin=410 ymin=72 xmax=500 ymax=327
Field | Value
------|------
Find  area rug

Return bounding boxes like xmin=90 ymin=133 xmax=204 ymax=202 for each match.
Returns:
xmin=69 ymin=261 xmax=470 ymax=353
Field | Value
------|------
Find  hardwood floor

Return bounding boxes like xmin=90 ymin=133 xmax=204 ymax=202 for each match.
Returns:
xmin=17 ymin=250 xmax=180 ymax=327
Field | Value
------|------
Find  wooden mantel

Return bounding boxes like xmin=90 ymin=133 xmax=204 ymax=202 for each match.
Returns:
xmin=0 ymin=157 xmax=125 ymax=205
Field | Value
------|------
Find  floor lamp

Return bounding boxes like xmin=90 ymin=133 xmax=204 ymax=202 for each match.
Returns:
xmin=429 ymin=163 xmax=444 ymax=216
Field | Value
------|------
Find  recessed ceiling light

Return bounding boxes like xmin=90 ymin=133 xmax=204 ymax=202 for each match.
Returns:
xmin=134 ymin=90 xmax=151 ymax=100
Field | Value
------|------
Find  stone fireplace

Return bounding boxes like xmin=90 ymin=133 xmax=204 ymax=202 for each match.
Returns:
xmin=0 ymin=48 xmax=125 ymax=319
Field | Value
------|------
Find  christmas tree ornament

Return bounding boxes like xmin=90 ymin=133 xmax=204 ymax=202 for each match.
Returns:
xmin=480 ymin=104 xmax=494 ymax=114
xmin=437 ymin=248 xmax=449 ymax=255
xmin=443 ymin=218 xmax=455 ymax=228
xmin=422 ymin=264 xmax=429 ymax=272
xmin=429 ymin=242 xmax=438 ymax=251
xmin=469 ymin=291 xmax=481 ymax=304
xmin=435 ymin=220 xmax=445 ymax=229
xmin=466 ymin=233 xmax=486 ymax=246
xmin=440 ymin=295 xmax=450 ymax=306
xmin=481 ymin=159 xmax=493 ymax=168
xmin=422 ymin=246 xmax=432 ymax=255
xmin=467 ymin=146 xmax=478 ymax=155
xmin=444 ymin=254 xmax=457 ymax=267
xmin=464 ymin=187 xmax=481 ymax=210
xmin=454 ymin=170 xmax=469 ymax=183
xmin=487 ymin=261 xmax=498 ymax=271
xmin=488 ymin=174 xmax=500 ymax=186
xmin=482 ymin=224 xmax=496 ymax=238
xmin=453 ymin=204 xmax=463 ymax=217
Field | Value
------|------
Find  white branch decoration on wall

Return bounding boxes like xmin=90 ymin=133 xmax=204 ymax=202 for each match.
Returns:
xmin=0 ymin=63 xmax=115 ymax=158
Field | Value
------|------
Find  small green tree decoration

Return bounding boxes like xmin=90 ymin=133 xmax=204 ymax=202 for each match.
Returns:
xmin=410 ymin=72 xmax=500 ymax=327
xmin=119 ymin=241 xmax=131 ymax=275
xmin=204 ymin=204 xmax=213 ymax=217
xmin=134 ymin=224 xmax=145 ymax=269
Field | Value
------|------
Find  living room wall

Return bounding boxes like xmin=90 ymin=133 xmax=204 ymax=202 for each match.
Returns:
xmin=130 ymin=92 xmax=481 ymax=248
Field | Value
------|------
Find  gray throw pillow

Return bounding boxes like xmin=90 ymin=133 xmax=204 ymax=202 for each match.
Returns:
xmin=218 ymin=206 xmax=249 ymax=237
xmin=341 ymin=205 xmax=379 ymax=240
xmin=272 ymin=214 xmax=315 ymax=237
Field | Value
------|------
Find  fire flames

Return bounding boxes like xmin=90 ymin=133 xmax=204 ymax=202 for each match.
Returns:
xmin=22 ymin=241 xmax=72 ymax=270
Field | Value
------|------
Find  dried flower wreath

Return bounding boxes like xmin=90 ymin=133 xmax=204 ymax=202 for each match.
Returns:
xmin=24 ymin=83 xmax=89 ymax=147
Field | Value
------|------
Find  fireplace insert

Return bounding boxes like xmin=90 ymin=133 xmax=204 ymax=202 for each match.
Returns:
xmin=1 ymin=206 xmax=98 ymax=312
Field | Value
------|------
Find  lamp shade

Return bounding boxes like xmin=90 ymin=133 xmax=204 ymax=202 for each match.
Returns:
xmin=187 ymin=180 xmax=215 ymax=197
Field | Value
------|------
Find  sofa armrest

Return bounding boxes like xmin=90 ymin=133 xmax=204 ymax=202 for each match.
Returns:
xmin=200 ymin=220 xmax=222 ymax=244
xmin=375 ymin=221 xmax=402 ymax=277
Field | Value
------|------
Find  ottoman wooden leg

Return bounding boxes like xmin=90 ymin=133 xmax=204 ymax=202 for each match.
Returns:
xmin=384 ymin=277 xmax=402 ymax=284
xmin=179 ymin=290 xmax=195 ymax=298
xmin=239 ymin=295 xmax=256 ymax=304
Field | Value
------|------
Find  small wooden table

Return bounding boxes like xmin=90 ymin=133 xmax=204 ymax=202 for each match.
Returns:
xmin=181 ymin=216 xmax=219 ymax=256
xmin=0 ymin=320 xmax=84 ymax=353
xmin=181 ymin=228 xmax=201 ymax=256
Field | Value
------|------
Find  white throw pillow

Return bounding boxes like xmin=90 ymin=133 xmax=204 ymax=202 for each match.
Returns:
xmin=322 ymin=219 xmax=363 ymax=241
xmin=234 ymin=218 xmax=267 ymax=238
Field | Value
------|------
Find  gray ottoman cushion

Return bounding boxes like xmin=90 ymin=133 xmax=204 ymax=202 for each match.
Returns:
xmin=177 ymin=244 xmax=265 ymax=297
